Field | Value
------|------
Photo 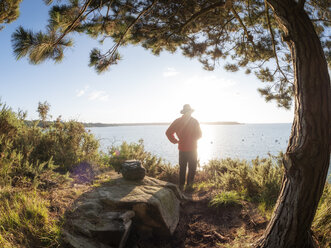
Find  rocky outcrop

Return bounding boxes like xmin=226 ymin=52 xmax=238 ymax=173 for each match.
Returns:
xmin=63 ymin=175 xmax=182 ymax=248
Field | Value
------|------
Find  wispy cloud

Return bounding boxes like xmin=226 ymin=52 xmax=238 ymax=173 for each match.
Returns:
xmin=88 ymin=90 xmax=109 ymax=102
xmin=163 ymin=67 xmax=179 ymax=77
xmin=76 ymin=85 xmax=89 ymax=97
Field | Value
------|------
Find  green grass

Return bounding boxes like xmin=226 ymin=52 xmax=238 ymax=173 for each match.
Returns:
xmin=209 ymin=191 xmax=242 ymax=207
xmin=312 ymin=182 xmax=331 ymax=247
xmin=0 ymin=188 xmax=61 ymax=248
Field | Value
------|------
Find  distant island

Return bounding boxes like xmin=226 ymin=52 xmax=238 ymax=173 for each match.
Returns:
xmin=83 ymin=121 xmax=242 ymax=127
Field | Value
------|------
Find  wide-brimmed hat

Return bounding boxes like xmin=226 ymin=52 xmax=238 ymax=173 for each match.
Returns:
xmin=180 ymin=104 xmax=194 ymax=114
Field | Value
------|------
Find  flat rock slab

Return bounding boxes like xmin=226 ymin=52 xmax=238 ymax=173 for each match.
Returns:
xmin=63 ymin=175 xmax=182 ymax=248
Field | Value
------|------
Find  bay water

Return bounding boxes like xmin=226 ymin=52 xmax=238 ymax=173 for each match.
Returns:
xmin=88 ymin=123 xmax=331 ymax=180
xmin=89 ymin=123 xmax=292 ymax=164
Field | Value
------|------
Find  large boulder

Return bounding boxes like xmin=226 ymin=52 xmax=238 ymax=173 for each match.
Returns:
xmin=63 ymin=175 xmax=182 ymax=248
xmin=97 ymin=176 xmax=182 ymax=236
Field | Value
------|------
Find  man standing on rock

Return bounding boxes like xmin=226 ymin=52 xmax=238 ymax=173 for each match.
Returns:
xmin=166 ymin=104 xmax=202 ymax=191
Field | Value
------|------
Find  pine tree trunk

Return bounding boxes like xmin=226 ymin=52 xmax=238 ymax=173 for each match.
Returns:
xmin=255 ymin=1 xmax=331 ymax=247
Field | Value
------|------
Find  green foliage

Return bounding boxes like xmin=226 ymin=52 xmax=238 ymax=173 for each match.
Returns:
xmin=209 ymin=191 xmax=242 ymax=207
xmin=106 ymin=139 xmax=179 ymax=184
xmin=30 ymin=119 xmax=100 ymax=171
xmin=0 ymin=0 xmax=22 ymax=30
xmin=0 ymin=189 xmax=61 ymax=248
xmin=37 ymin=101 xmax=50 ymax=124
xmin=198 ymin=155 xmax=284 ymax=211
xmin=0 ymin=101 xmax=100 ymax=187
xmin=313 ymin=182 xmax=331 ymax=247
xmin=224 ymin=63 xmax=239 ymax=72
xmin=255 ymin=68 xmax=274 ymax=82
xmin=89 ymin=48 xmax=121 ymax=74
xmin=11 ymin=26 xmax=72 ymax=64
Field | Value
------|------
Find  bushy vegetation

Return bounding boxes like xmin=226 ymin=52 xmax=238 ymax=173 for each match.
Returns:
xmin=0 ymin=102 xmax=99 ymax=187
xmin=0 ymin=101 xmax=100 ymax=247
xmin=195 ymin=156 xmax=284 ymax=214
xmin=106 ymin=139 xmax=179 ymax=184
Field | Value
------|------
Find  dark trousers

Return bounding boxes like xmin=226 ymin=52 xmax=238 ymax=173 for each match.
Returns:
xmin=179 ymin=150 xmax=197 ymax=188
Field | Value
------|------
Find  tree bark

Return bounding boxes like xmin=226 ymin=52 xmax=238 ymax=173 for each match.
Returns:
xmin=255 ymin=1 xmax=331 ymax=248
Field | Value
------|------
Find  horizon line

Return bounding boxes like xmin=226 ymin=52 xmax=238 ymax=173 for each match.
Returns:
xmin=82 ymin=121 xmax=292 ymax=127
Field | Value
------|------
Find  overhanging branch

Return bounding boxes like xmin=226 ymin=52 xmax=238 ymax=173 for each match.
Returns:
xmin=53 ymin=0 xmax=93 ymax=47
xmin=103 ymin=0 xmax=158 ymax=59
xmin=264 ymin=0 xmax=290 ymax=83
xmin=179 ymin=1 xmax=227 ymax=33
xmin=230 ymin=5 xmax=254 ymax=46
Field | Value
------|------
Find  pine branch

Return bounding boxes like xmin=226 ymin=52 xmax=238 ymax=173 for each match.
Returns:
xmin=90 ymin=0 xmax=158 ymax=73
xmin=53 ymin=0 xmax=93 ymax=47
xmin=311 ymin=19 xmax=331 ymax=23
xmin=264 ymin=0 xmax=289 ymax=83
xmin=165 ymin=1 xmax=228 ymax=42
xmin=106 ymin=0 xmax=115 ymax=18
xmin=309 ymin=0 xmax=330 ymax=13
xmin=179 ymin=1 xmax=227 ymax=33
xmin=104 ymin=0 xmax=158 ymax=59
xmin=230 ymin=6 xmax=254 ymax=46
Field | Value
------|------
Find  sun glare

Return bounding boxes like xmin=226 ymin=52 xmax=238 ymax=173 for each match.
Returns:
xmin=176 ymin=74 xmax=238 ymax=122
xmin=197 ymin=125 xmax=221 ymax=166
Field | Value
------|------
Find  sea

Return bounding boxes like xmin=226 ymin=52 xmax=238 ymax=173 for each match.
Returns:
xmin=88 ymin=123 xmax=330 ymax=178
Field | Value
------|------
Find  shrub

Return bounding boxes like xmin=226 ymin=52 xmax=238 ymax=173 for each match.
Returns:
xmin=30 ymin=120 xmax=100 ymax=171
xmin=106 ymin=139 xmax=179 ymax=183
xmin=197 ymin=155 xmax=284 ymax=213
xmin=0 ymin=102 xmax=100 ymax=187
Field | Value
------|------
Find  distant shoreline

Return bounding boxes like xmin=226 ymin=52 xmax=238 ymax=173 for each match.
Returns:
xmin=83 ymin=121 xmax=243 ymax=127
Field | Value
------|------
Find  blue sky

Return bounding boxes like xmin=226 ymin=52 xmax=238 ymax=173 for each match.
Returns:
xmin=0 ymin=0 xmax=294 ymax=124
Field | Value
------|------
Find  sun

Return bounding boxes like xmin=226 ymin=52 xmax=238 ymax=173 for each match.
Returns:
xmin=177 ymin=74 xmax=237 ymax=123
